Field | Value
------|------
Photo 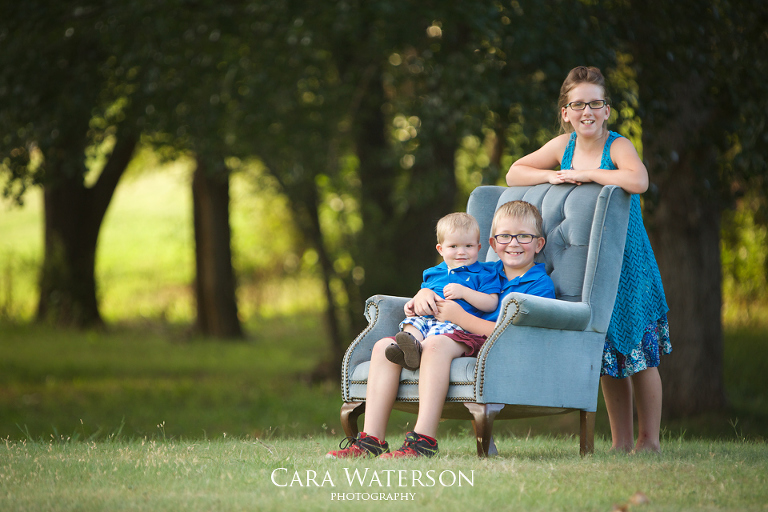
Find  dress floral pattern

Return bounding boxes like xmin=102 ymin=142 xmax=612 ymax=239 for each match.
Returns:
xmin=601 ymin=314 xmax=672 ymax=378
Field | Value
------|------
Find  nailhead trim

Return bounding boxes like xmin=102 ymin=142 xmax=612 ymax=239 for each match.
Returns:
xmin=474 ymin=298 xmax=520 ymax=400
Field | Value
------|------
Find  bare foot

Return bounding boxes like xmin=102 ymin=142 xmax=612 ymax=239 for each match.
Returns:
xmin=633 ymin=440 xmax=661 ymax=453
xmin=609 ymin=444 xmax=633 ymax=454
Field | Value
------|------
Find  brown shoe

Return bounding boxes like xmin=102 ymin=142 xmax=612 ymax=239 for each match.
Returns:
xmin=385 ymin=332 xmax=422 ymax=371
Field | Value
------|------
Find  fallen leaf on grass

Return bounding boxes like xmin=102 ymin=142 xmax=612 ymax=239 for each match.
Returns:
xmin=611 ymin=490 xmax=650 ymax=511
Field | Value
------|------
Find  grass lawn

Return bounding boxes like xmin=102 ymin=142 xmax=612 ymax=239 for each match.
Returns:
xmin=1 ymin=436 xmax=766 ymax=511
xmin=1 ymin=318 xmax=767 ymax=511
xmin=2 ymin=318 xmax=767 ymax=444
xmin=0 ymin=318 xmax=340 ymax=442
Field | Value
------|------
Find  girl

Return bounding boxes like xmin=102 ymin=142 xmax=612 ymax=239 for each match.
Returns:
xmin=506 ymin=66 xmax=670 ymax=453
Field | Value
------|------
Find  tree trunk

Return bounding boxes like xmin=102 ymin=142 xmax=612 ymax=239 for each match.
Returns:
xmin=38 ymin=180 xmax=102 ymax=326
xmin=646 ymin=165 xmax=726 ymax=416
xmin=37 ymin=131 xmax=137 ymax=327
xmin=355 ymin=72 xmax=458 ymax=323
xmin=619 ymin=0 xmax=728 ymax=417
xmin=637 ymin=81 xmax=727 ymax=417
xmin=355 ymin=69 xmax=406 ymax=301
xmin=305 ymin=196 xmax=347 ymax=367
xmin=294 ymin=187 xmax=347 ymax=377
xmin=257 ymin=153 xmax=347 ymax=378
xmin=192 ymin=157 xmax=243 ymax=339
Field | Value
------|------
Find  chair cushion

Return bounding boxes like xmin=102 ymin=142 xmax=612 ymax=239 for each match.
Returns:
xmin=348 ymin=357 xmax=478 ymax=402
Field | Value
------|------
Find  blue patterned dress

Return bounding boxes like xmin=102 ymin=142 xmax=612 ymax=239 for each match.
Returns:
xmin=561 ymin=131 xmax=672 ymax=378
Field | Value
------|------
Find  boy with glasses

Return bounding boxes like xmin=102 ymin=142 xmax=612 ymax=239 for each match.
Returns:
xmin=327 ymin=201 xmax=555 ymax=459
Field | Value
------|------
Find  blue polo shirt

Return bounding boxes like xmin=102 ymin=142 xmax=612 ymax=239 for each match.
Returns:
xmin=483 ymin=261 xmax=556 ymax=322
xmin=421 ymin=261 xmax=502 ymax=317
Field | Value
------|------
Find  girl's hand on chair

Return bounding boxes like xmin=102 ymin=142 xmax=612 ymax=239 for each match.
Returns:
xmin=557 ymin=169 xmax=591 ymax=185
xmin=548 ymin=172 xmax=566 ymax=185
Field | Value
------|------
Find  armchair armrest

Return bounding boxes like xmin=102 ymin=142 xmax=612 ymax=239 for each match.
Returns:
xmin=475 ymin=293 xmax=604 ymax=408
xmin=495 ymin=293 xmax=591 ymax=332
xmin=363 ymin=294 xmax=409 ymax=326
xmin=341 ymin=295 xmax=408 ymax=400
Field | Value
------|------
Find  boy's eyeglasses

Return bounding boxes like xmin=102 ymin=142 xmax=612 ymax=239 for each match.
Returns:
xmin=493 ymin=234 xmax=538 ymax=245
xmin=566 ymin=100 xmax=608 ymax=111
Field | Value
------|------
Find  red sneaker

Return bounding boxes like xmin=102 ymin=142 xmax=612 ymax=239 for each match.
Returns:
xmin=379 ymin=431 xmax=438 ymax=459
xmin=326 ymin=432 xmax=389 ymax=459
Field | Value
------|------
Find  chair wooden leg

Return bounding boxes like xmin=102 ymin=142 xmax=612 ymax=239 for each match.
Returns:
xmin=579 ymin=410 xmax=595 ymax=456
xmin=464 ymin=403 xmax=504 ymax=457
xmin=340 ymin=402 xmax=365 ymax=438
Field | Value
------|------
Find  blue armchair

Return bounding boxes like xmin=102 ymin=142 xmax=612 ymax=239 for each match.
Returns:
xmin=339 ymin=183 xmax=631 ymax=456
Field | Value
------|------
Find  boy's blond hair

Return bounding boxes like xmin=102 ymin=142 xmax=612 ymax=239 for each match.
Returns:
xmin=435 ymin=212 xmax=480 ymax=244
xmin=491 ymin=201 xmax=544 ymax=238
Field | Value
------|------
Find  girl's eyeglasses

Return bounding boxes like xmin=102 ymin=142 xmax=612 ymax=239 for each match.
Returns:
xmin=565 ymin=100 xmax=608 ymax=111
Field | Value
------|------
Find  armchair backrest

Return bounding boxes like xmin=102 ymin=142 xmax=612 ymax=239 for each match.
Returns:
xmin=467 ymin=184 xmax=630 ymax=334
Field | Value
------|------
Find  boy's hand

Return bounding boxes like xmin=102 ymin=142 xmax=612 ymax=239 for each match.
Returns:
xmin=443 ymin=283 xmax=467 ymax=301
xmin=404 ymin=299 xmax=416 ymax=317
xmin=410 ymin=288 xmax=441 ymax=316
xmin=433 ymin=299 xmax=464 ymax=324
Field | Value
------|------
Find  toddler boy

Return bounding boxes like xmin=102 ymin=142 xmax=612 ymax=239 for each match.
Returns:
xmin=385 ymin=212 xmax=500 ymax=371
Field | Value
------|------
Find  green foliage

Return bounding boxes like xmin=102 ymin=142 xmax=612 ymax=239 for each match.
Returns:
xmin=605 ymin=0 xmax=768 ymax=192
xmin=722 ymin=193 xmax=768 ymax=325
xmin=2 ymin=0 xmax=768 ymax=407
xmin=0 ymin=0 xmax=144 ymax=196
xmin=723 ymin=327 xmax=768 ymax=437
xmin=0 ymin=190 xmax=42 ymax=320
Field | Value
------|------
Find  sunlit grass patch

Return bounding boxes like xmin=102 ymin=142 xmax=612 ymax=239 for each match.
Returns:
xmin=0 ymin=162 xmax=323 ymax=323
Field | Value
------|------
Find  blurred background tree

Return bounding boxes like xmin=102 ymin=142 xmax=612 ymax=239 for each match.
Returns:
xmin=1 ymin=0 xmax=766 ymax=415
xmin=1 ymin=2 xmax=142 ymax=326
xmin=612 ymin=0 xmax=768 ymax=415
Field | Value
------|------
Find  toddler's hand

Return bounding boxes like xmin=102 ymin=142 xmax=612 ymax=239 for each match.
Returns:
xmin=404 ymin=299 xmax=416 ymax=317
xmin=443 ymin=283 xmax=467 ymax=301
